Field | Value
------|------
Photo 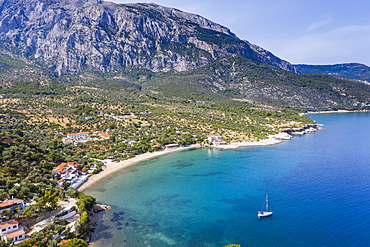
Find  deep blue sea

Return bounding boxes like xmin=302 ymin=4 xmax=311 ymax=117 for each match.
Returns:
xmin=84 ymin=112 xmax=370 ymax=247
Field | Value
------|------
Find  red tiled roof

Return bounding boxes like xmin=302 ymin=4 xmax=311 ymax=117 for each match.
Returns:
xmin=0 ymin=220 xmax=18 ymax=229
xmin=53 ymin=167 xmax=65 ymax=173
xmin=53 ymin=162 xmax=79 ymax=173
xmin=5 ymin=228 xmax=25 ymax=239
xmin=91 ymin=131 xmax=104 ymax=135
xmin=66 ymin=162 xmax=79 ymax=167
xmin=91 ymin=131 xmax=110 ymax=138
xmin=58 ymin=239 xmax=70 ymax=246
xmin=0 ymin=199 xmax=23 ymax=208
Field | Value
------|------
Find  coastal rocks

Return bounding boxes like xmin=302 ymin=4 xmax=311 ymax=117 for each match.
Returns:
xmin=270 ymin=132 xmax=293 ymax=140
xmin=211 ymin=124 xmax=322 ymax=150
xmin=282 ymin=124 xmax=322 ymax=135
xmin=92 ymin=203 xmax=112 ymax=213
xmin=89 ymin=204 xmax=111 ymax=232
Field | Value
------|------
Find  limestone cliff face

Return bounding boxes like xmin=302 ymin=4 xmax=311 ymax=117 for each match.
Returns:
xmin=0 ymin=0 xmax=297 ymax=75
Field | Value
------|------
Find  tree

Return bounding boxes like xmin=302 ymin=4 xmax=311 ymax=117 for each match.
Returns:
xmin=49 ymin=152 xmax=62 ymax=162
xmin=1 ymin=209 xmax=14 ymax=220
xmin=60 ymin=238 xmax=87 ymax=247
xmin=37 ymin=191 xmax=59 ymax=211
xmin=22 ymin=205 xmax=37 ymax=218
xmin=17 ymin=239 xmax=38 ymax=247
xmin=50 ymin=138 xmax=58 ymax=150
xmin=0 ymin=239 xmax=11 ymax=247
xmin=76 ymin=211 xmax=89 ymax=237
xmin=0 ymin=189 xmax=7 ymax=200
xmin=109 ymin=134 xmax=116 ymax=143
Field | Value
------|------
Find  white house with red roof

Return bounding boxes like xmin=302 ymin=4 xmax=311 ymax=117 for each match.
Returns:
xmin=0 ymin=199 xmax=26 ymax=214
xmin=90 ymin=131 xmax=110 ymax=139
xmin=0 ymin=220 xmax=26 ymax=243
xmin=52 ymin=162 xmax=80 ymax=187
xmin=66 ymin=132 xmax=90 ymax=140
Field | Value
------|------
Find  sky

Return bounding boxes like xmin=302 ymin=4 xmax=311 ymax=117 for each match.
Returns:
xmin=110 ymin=0 xmax=370 ymax=66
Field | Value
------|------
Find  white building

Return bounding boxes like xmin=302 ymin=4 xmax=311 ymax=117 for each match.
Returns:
xmin=52 ymin=162 xmax=80 ymax=188
xmin=0 ymin=220 xmax=26 ymax=243
xmin=67 ymin=132 xmax=90 ymax=140
xmin=208 ymin=136 xmax=223 ymax=142
xmin=207 ymin=136 xmax=228 ymax=145
xmin=0 ymin=199 xmax=26 ymax=215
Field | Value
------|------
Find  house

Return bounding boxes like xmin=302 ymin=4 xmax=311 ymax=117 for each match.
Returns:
xmin=208 ymin=136 xmax=223 ymax=143
xmin=52 ymin=162 xmax=80 ymax=188
xmin=0 ymin=220 xmax=26 ymax=243
xmin=208 ymin=136 xmax=227 ymax=145
xmin=90 ymin=131 xmax=110 ymax=139
xmin=0 ymin=199 xmax=25 ymax=214
xmin=165 ymin=144 xmax=180 ymax=149
xmin=66 ymin=132 xmax=90 ymax=140
xmin=128 ymin=141 xmax=137 ymax=145
xmin=58 ymin=239 xmax=70 ymax=246
xmin=62 ymin=137 xmax=73 ymax=144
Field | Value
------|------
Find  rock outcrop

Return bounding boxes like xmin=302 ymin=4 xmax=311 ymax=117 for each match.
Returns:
xmin=0 ymin=0 xmax=297 ymax=75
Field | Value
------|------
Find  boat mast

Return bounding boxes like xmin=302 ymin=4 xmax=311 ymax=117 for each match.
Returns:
xmin=265 ymin=194 xmax=268 ymax=211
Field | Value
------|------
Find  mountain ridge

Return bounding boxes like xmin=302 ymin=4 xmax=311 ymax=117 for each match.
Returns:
xmin=295 ymin=63 xmax=370 ymax=82
xmin=0 ymin=0 xmax=297 ymax=75
xmin=137 ymin=55 xmax=370 ymax=109
xmin=0 ymin=0 xmax=370 ymax=111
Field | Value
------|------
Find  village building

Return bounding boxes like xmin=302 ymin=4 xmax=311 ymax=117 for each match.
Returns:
xmin=0 ymin=220 xmax=26 ymax=243
xmin=208 ymin=136 xmax=227 ymax=145
xmin=128 ymin=140 xmax=137 ymax=146
xmin=165 ymin=144 xmax=180 ymax=149
xmin=66 ymin=132 xmax=90 ymax=141
xmin=208 ymin=136 xmax=223 ymax=142
xmin=0 ymin=199 xmax=26 ymax=214
xmin=52 ymin=162 xmax=80 ymax=188
xmin=90 ymin=131 xmax=110 ymax=139
xmin=62 ymin=137 xmax=73 ymax=144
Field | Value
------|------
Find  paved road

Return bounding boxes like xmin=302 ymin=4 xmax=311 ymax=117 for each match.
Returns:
xmin=29 ymin=198 xmax=77 ymax=234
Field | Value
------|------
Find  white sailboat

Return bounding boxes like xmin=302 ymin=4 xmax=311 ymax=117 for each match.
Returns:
xmin=258 ymin=194 xmax=273 ymax=218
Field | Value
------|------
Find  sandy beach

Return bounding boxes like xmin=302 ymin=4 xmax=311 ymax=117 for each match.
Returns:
xmin=211 ymin=136 xmax=284 ymax=149
xmin=78 ymin=145 xmax=199 ymax=191
xmin=302 ymin=109 xmax=370 ymax=115
xmin=78 ymin=136 xmax=290 ymax=192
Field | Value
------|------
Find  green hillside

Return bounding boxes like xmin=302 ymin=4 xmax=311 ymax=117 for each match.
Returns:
xmin=139 ymin=55 xmax=370 ymax=110
xmin=295 ymin=63 xmax=370 ymax=81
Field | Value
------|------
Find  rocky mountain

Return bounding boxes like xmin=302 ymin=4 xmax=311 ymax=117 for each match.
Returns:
xmin=295 ymin=63 xmax=370 ymax=82
xmin=0 ymin=0 xmax=297 ymax=75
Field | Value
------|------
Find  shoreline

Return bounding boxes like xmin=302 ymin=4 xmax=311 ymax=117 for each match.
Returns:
xmin=79 ymin=130 xmax=315 ymax=246
xmin=208 ymin=136 xmax=284 ymax=149
xmin=78 ymin=136 xmax=289 ymax=192
xmin=78 ymin=145 xmax=199 ymax=192
xmin=302 ymin=109 xmax=370 ymax=115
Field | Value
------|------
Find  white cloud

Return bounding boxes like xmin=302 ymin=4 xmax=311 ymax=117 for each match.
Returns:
xmin=305 ymin=16 xmax=333 ymax=33
xmin=278 ymin=24 xmax=370 ymax=65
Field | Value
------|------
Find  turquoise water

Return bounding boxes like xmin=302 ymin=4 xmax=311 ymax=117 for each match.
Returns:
xmin=85 ymin=112 xmax=370 ymax=247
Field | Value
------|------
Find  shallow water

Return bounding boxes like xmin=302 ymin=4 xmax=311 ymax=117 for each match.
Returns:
xmin=85 ymin=112 xmax=370 ymax=247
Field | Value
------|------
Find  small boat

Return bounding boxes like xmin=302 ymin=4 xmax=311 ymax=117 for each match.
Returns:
xmin=258 ymin=194 xmax=273 ymax=218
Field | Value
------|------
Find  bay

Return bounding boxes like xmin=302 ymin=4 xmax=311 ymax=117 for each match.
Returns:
xmin=85 ymin=112 xmax=370 ymax=247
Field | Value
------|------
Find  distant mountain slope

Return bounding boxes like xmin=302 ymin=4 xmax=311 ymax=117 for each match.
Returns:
xmin=295 ymin=63 xmax=370 ymax=82
xmin=0 ymin=0 xmax=296 ymax=75
xmin=143 ymin=55 xmax=370 ymax=109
